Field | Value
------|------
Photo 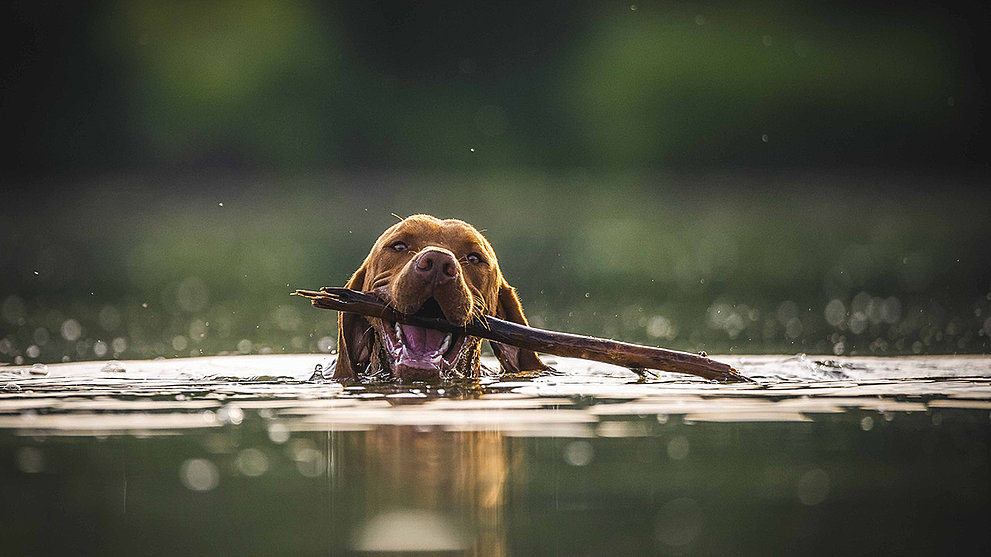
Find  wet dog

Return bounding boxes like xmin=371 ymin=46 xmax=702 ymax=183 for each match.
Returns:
xmin=333 ymin=214 xmax=548 ymax=382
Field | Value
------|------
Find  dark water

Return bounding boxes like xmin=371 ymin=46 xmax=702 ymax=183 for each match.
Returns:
xmin=2 ymin=355 xmax=990 ymax=555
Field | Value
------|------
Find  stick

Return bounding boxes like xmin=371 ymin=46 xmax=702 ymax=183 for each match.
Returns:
xmin=294 ymin=287 xmax=750 ymax=383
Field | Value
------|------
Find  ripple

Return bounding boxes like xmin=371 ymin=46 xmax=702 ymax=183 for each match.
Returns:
xmin=0 ymin=355 xmax=986 ymax=437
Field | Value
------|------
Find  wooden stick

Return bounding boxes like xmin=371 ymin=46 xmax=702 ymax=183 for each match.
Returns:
xmin=294 ymin=287 xmax=751 ymax=383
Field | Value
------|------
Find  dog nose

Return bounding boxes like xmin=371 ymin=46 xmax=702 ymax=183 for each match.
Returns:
xmin=414 ymin=249 xmax=459 ymax=284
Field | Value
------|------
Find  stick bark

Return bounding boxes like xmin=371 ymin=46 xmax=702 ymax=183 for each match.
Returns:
xmin=294 ymin=287 xmax=750 ymax=383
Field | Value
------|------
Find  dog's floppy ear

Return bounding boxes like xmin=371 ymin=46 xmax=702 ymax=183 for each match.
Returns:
xmin=491 ymin=281 xmax=551 ymax=373
xmin=332 ymin=265 xmax=374 ymax=380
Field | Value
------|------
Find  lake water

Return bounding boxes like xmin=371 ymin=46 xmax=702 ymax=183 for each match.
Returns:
xmin=2 ymin=355 xmax=990 ymax=555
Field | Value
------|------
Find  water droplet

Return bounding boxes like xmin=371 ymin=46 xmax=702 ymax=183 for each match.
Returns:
xmin=860 ymin=416 xmax=874 ymax=431
xmin=172 ymin=335 xmax=188 ymax=352
xmin=236 ymin=338 xmax=253 ymax=354
xmin=5 ymin=383 xmax=22 ymax=392
xmin=217 ymin=403 xmax=244 ymax=425
xmin=824 ymin=299 xmax=846 ymax=327
xmin=647 ymin=315 xmax=676 ymax=340
xmin=293 ymin=446 xmax=325 ymax=477
xmin=101 ymin=360 xmax=126 ymax=373
xmin=29 ymin=363 xmax=49 ymax=376
xmin=267 ymin=422 xmax=290 ymax=444
xmin=31 ymin=327 xmax=51 ymax=346
xmin=235 ymin=448 xmax=269 ymax=477
xmin=60 ymin=319 xmax=82 ymax=342
xmin=112 ymin=337 xmax=127 ymax=354
xmin=309 ymin=363 xmax=325 ymax=381
xmin=563 ymin=440 xmax=594 ymax=466
xmin=180 ymin=458 xmax=219 ymax=491
xmin=317 ymin=336 xmax=335 ymax=353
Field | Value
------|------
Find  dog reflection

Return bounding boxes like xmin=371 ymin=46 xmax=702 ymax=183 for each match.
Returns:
xmin=352 ymin=427 xmax=514 ymax=556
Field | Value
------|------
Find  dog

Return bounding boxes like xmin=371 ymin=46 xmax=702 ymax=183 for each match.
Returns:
xmin=333 ymin=214 xmax=549 ymax=382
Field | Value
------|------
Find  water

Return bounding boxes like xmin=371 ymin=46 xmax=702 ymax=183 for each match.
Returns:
xmin=1 ymin=355 xmax=990 ymax=554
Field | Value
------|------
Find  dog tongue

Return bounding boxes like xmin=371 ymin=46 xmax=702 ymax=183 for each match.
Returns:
xmin=399 ymin=324 xmax=447 ymax=355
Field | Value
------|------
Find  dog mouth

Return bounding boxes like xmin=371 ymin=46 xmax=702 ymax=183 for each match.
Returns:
xmin=376 ymin=297 xmax=469 ymax=381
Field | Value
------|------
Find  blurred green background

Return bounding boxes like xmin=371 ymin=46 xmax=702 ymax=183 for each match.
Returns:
xmin=2 ymin=0 xmax=990 ymax=363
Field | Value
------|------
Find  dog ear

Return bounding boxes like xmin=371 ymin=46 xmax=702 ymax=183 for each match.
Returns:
xmin=332 ymin=265 xmax=374 ymax=380
xmin=491 ymin=281 xmax=551 ymax=373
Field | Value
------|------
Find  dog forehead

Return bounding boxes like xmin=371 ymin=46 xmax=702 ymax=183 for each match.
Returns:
xmin=382 ymin=215 xmax=488 ymax=249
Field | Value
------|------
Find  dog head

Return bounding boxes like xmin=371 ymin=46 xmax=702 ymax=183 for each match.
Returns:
xmin=332 ymin=214 xmax=547 ymax=381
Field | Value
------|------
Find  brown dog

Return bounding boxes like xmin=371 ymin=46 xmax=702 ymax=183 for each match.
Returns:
xmin=333 ymin=214 xmax=549 ymax=382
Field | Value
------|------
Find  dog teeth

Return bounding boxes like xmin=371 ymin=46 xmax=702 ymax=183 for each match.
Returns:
xmin=439 ymin=333 xmax=452 ymax=354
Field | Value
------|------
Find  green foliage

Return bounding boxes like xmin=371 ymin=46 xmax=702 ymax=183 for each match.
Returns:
xmin=2 ymin=172 xmax=989 ymax=363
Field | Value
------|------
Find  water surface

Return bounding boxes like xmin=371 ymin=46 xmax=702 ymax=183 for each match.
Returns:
xmin=2 ymin=355 xmax=989 ymax=555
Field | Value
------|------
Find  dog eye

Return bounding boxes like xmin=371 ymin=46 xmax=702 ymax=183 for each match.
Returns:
xmin=390 ymin=242 xmax=407 ymax=252
xmin=466 ymin=252 xmax=484 ymax=264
